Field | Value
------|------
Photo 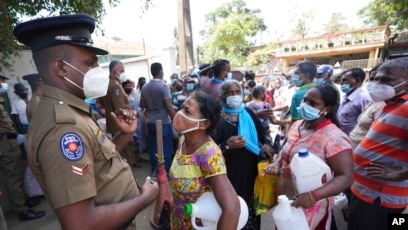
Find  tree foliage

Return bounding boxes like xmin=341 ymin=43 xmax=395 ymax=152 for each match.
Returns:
xmin=324 ymin=12 xmax=350 ymax=34
xmin=245 ymin=44 xmax=276 ymax=68
xmin=0 ymin=0 xmax=153 ymax=69
xmin=198 ymin=0 xmax=266 ymax=67
xmin=358 ymin=0 xmax=408 ymax=29
xmin=291 ymin=10 xmax=314 ymax=39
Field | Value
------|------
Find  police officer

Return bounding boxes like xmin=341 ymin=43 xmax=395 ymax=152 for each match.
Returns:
xmin=22 ymin=73 xmax=43 ymax=122
xmin=0 ymin=71 xmax=46 ymax=221
xmin=13 ymin=14 xmax=158 ymax=229
xmin=96 ymin=60 xmax=134 ymax=167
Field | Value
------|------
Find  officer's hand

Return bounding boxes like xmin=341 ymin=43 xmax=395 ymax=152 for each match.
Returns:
xmin=111 ymin=109 xmax=137 ymax=134
xmin=141 ymin=177 xmax=159 ymax=203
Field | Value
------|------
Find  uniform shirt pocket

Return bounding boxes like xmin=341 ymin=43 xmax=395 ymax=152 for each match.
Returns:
xmin=98 ymin=139 xmax=127 ymax=179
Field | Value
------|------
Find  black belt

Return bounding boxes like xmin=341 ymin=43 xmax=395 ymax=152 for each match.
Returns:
xmin=0 ymin=133 xmax=17 ymax=140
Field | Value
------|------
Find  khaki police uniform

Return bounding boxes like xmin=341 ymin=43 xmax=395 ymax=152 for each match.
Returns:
xmin=26 ymin=94 xmax=40 ymax=123
xmin=97 ymin=78 xmax=134 ymax=166
xmin=98 ymin=78 xmax=130 ymax=135
xmin=27 ymin=85 xmax=139 ymax=213
xmin=0 ymin=96 xmax=28 ymax=213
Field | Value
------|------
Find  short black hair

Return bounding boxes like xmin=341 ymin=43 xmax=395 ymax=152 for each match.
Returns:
xmin=121 ymin=79 xmax=133 ymax=88
xmin=150 ymin=62 xmax=162 ymax=77
xmin=199 ymin=63 xmax=211 ymax=77
xmin=252 ymin=85 xmax=265 ymax=99
xmin=247 ymin=80 xmax=256 ymax=88
xmin=296 ymin=60 xmax=317 ymax=81
xmin=210 ymin=59 xmax=229 ymax=77
xmin=245 ymin=70 xmax=255 ymax=80
xmin=343 ymin=68 xmax=365 ymax=83
xmin=311 ymin=84 xmax=340 ymax=128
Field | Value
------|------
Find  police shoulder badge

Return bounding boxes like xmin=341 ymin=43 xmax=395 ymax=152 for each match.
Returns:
xmin=60 ymin=132 xmax=84 ymax=161
xmin=115 ymin=88 xmax=121 ymax=96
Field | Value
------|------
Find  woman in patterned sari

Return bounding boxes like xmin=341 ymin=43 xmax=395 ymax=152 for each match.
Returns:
xmin=169 ymin=90 xmax=240 ymax=230
xmin=264 ymin=84 xmax=354 ymax=230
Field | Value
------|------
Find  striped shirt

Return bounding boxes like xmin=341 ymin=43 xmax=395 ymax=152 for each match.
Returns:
xmin=351 ymin=94 xmax=408 ymax=209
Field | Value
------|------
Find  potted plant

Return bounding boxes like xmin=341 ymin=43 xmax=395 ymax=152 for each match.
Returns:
xmin=327 ymin=41 xmax=334 ymax=47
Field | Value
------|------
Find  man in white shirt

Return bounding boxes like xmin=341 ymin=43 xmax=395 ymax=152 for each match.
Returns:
xmin=11 ymin=83 xmax=29 ymax=134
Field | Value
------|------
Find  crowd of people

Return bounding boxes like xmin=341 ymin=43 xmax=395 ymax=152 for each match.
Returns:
xmin=0 ymin=13 xmax=407 ymax=230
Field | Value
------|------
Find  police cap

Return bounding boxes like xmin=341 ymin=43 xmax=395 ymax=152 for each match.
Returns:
xmin=0 ymin=71 xmax=10 ymax=80
xmin=22 ymin=73 xmax=42 ymax=83
xmin=13 ymin=14 xmax=108 ymax=55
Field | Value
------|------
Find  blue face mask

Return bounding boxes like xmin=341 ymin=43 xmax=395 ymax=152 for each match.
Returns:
xmin=297 ymin=103 xmax=323 ymax=121
xmin=226 ymin=95 xmax=243 ymax=108
xmin=171 ymin=79 xmax=177 ymax=85
xmin=341 ymin=84 xmax=351 ymax=93
xmin=292 ymin=74 xmax=303 ymax=87
xmin=316 ymin=78 xmax=325 ymax=85
xmin=186 ymin=83 xmax=195 ymax=92
xmin=243 ymin=89 xmax=250 ymax=96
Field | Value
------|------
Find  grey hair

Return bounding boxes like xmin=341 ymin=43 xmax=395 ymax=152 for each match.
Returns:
xmin=219 ymin=79 xmax=243 ymax=99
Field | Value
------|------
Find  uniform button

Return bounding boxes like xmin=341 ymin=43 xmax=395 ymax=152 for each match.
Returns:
xmin=58 ymin=101 xmax=64 ymax=105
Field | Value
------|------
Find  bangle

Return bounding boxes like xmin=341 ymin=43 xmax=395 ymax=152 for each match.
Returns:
xmin=311 ymin=191 xmax=319 ymax=202
xmin=308 ymin=192 xmax=316 ymax=204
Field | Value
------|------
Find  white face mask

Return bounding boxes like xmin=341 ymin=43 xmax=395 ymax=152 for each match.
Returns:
xmin=62 ymin=60 xmax=109 ymax=99
xmin=119 ymin=72 xmax=128 ymax=82
xmin=173 ymin=110 xmax=207 ymax=134
xmin=365 ymin=80 xmax=407 ymax=102
xmin=0 ymin=83 xmax=8 ymax=93
xmin=226 ymin=95 xmax=243 ymax=108
xmin=226 ymin=72 xmax=232 ymax=80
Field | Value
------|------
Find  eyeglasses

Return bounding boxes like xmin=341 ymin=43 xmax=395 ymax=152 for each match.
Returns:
xmin=55 ymin=36 xmax=94 ymax=44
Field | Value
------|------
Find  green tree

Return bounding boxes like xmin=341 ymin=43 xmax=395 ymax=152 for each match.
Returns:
xmin=291 ymin=10 xmax=314 ymax=39
xmin=245 ymin=44 xmax=276 ymax=68
xmin=0 ymin=0 xmax=153 ymax=68
xmin=198 ymin=0 xmax=266 ymax=67
xmin=358 ymin=0 xmax=408 ymax=29
xmin=324 ymin=12 xmax=350 ymax=34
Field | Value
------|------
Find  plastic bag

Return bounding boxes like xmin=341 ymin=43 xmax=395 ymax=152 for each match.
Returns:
xmin=253 ymin=161 xmax=279 ymax=215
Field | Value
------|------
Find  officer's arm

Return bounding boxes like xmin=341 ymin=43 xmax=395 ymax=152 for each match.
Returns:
xmin=55 ymin=178 xmax=158 ymax=230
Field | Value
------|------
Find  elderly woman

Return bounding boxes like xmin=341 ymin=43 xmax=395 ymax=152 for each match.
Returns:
xmin=264 ymin=84 xmax=354 ymax=230
xmin=211 ymin=80 xmax=275 ymax=230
